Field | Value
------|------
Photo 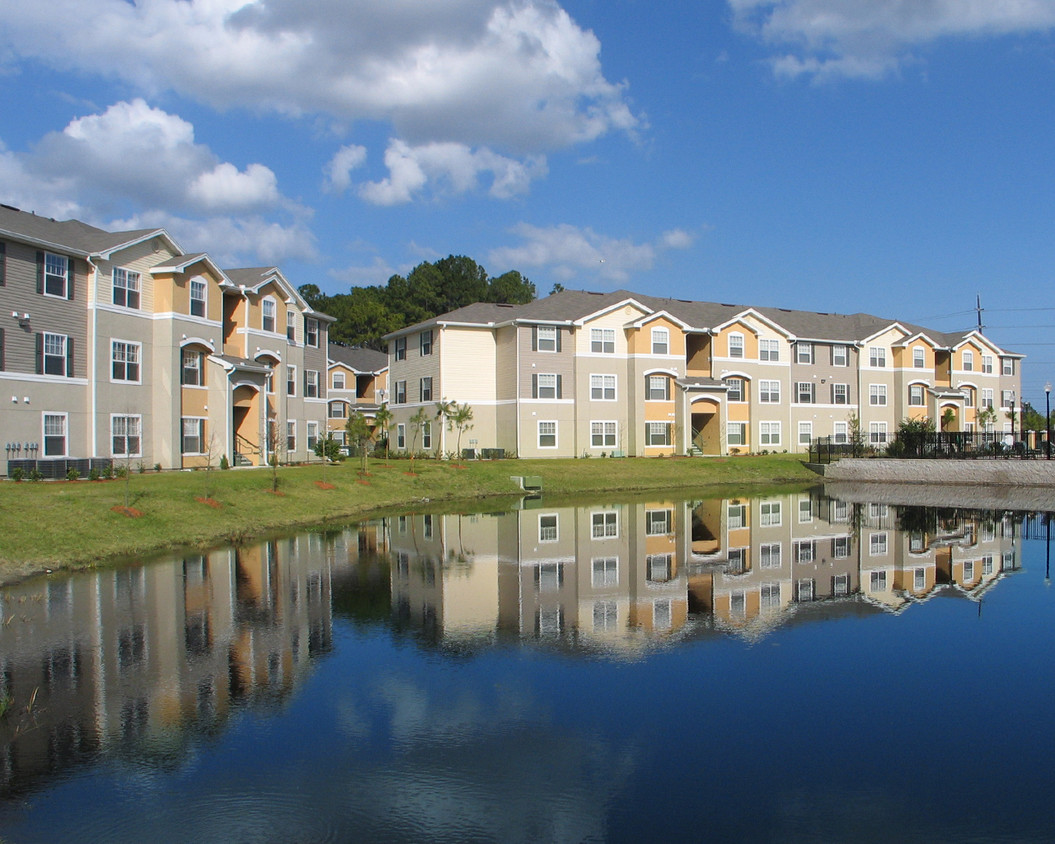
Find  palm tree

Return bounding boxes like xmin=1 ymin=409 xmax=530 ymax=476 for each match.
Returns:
xmin=408 ymin=407 xmax=430 ymax=473
xmin=374 ymin=402 xmax=393 ymax=463
xmin=450 ymin=402 xmax=474 ymax=460
xmin=434 ymin=399 xmax=455 ymax=458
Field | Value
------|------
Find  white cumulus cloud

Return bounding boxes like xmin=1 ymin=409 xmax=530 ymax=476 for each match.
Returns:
xmin=324 ymin=144 xmax=369 ymax=193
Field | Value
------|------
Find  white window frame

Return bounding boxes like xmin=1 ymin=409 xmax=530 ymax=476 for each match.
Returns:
xmin=332 ymin=371 xmax=346 ymax=390
xmin=869 ymin=347 xmax=886 ymax=368
xmin=647 ymin=375 xmax=670 ymax=401
xmin=287 ymin=310 xmax=297 ymax=343
xmin=651 ymin=327 xmax=669 ymax=355
xmin=43 ymin=332 xmax=68 ymax=376
xmin=832 ymin=383 xmax=849 ymax=405
xmin=591 ymin=511 xmax=618 ymax=539
xmin=591 ymin=557 xmax=619 ymax=587
xmin=537 ymin=325 xmax=557 ymax=352
xmin=726 ymin=377 xmax=745 ymax=402
xmin=869 ymin=422 xmax=888 ymax=444
xmin=112 ymin=267 xmax=141 ymax=310
xmin=591 ymin=420 xmax=617 ymax=448
xmin=261 ymin=297 xmax=277 ymax=333
xmin=913 ymin=347 xmax=925 ymax=368
xmin=305 ymin=369 xmax=319 ymax=398
xmin=981 ymin=388 xmax=994 ymax=409
xmin=590 ymin=373 xmax=616 ymax=401
xmin=1002 ymin=358 xmax=1014 ymax=376
xmin=395 ymin=380 xmax=407 ymax=404
xmin=982 ymin=355 xmax=993 ymax=374
xmin=190 ymin=278 xmax=206 ymax=318
xmin=759 ymin=339 xmax=779 ymax=361
xmin=760 ymin=500 xmax=781 ymax=526
xmin=43 ymin=253 xmax=69 ymax=298
xmin=182 ymin=349 xmax=204 ymax=387
xmin=796 ymin=382 xmax=815 ymax=403
xmin=590 ymin=328 xmax=615 ymax=354
xmin=833 ymin=422 xmax=848 ymax=444
xmin=419 ymin=329 xmax=433 ymax=356
xmin=396 ymin=423 xmax=406 ymax=450
xmin=286 ymin=365 xmax=297 ymax=397
xmin=832 ymin=344 xmax=847 ymax=366
xmin=728 ymin=332 xmax=744 ymax=359
xmin=420 ymin=376 xmax=433 ymax=402
xmin=646 ymin=422 xmax=671 ymax=446
xmin=760 ymin=542 xmax=781 ymax=568
xmin=538 ymin=420 xmax=557 ymax=449
xmin=43 ymin=412 xmax=68 ymax=457
xmin=909 ymin=384 xmax=925 ymax=406
xmin=306 ymin=317 xmax=320 ymax=348
xmin=181 ymin=417 xmax=205 ymax=455
xmin=537 ymin=373 xmax=558 ymax=400
xmin=727 ymin=421 xmax=746 ymax=446
xmin=286 ymin=421 xmax=297 ymax=453
xmin=796 ymin=342 xmax=813 ymax=364
xmin=646 ymin=509 xmax=672 ymax=536
xmin=759 ymin=421 xmax=780 ymax=446
xmin=394 ymin=336 xmax=406 ymax=361
xmin=421 ymin=420 xmax=432 ymax=451
xmin=111 ymin=414 xmax=142 ymax=457
xmin=111 ymin=340 xmax=141 ymax=384
xmin=306 ymin=421 xmax=319 ymax=452
xmin=538 ymin=513 xmax=559 ymax=542
xmin=798 ymin=421 xmax=812 ymax=446
xmin=759 ymin=380 xmax=780 ymax=403
xmin=869 ymin=384 xmax=887 ymax=406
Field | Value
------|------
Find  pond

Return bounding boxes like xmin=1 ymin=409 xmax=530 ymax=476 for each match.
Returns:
xmin=1 ymin=489 xmax=1054 ymax=842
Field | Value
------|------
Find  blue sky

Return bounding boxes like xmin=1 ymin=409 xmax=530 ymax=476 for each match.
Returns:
xmin=1 ymin=0 xmax=1054 ymax=402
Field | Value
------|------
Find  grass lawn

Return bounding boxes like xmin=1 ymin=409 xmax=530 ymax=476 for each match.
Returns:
xmin=0 ymin=453 xmax=817 ymax=582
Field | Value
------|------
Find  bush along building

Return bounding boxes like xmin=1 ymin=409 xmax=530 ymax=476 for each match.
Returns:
xmin=382 ymin=289 xmax=1023 ymax=458
xmin=0 ymin=205 xmax=333 ymax=475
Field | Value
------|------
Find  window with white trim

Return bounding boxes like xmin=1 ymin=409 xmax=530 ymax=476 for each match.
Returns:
xmin=870 ymin=570 xmax=887 ymax=592
xmin=111 ymin=341 xmax=141 ymax=382
xmin=181 ymin=418 xmax=205 ymax=454
xmin=190 ymin=279 xmax=206 ymax=317
xmin=593 ymin=600 xmax=618 ymax=631
xmin=962 ymin=350 xmax=973 ymax=371
xmin=286 ymin=421 xmax=296 ymax=452
xmin=287 ymin=365 xmax=296 ymax=396
xmin=329 ymin=401 xmax=347 ymax=418
xmin=651 ymin=328 xmax=669 ymax=355
xmin=833 ymin=421 xmax=848 ymax=444
xmin=759 ymin=380 xmax=780 ymax=403
xmin=396 ymin=423 xmax=405 ymax=449
xmin=306 ymin=318 xmax=319 ymax=348
xmin=591 ymin=511 xmax=618 ymax=538
xmin=648 ymin=375 xmax=670 ymax=401
xmin=797 ymin=579 xmax=815 ymax=602
xmin=794 ymin=539 xmax=815 ymax=563
xmin=395 ymin=380 xmax=406 ymax=404
xmin=591 ymin=328 xmax=615 ymax=354
xmin=833 ymin=573 xmax=849 ymax=595
xmin=761 ymin=582 xmax=781 ymax=610
xmin=420 ymin=376 xmax=432 ymax=402
xmin=419 ymin=329 xmax=433 ymax=355
xmin=796 ymin=342 xmax=813 ymax=364
xmin=760 ymin=542 xmax=781 ymax=568
xmin=727 ymin=547 xmax=747 ymax=574
xmin=111 ymin=415 xmax=142 ymax=457
xmin=538 ymin=514 xmax=558 ymax=542
xmin=182 ymin=350 xmax=203 ymax=386
xmin=262 ymin=298 xmax=276 ymax=333
xmin=422 ymin=421 xmax=432 ymax=451
xmin=590 ymin=374 xmax=616 ymax=400
xmin=832 ymin=344 xmax=847 ymax=366
xmin=394 ymin=337 xmax=406 ymax=360
xmin=728 ymin=422 xmax=746 ymax=446
xmin=981 ymin=388 xmax=994 ymax=409
xmin=646 ymin=509 xmax=672 ymax=535
xmin=538 ymin=420 xmax=557 ymax=448
xmin=869 ymin=347 xmax=886 ymax=368
xmin=332 ymin=371 xmax=345 ymax=390
xmin=43 ymin=332 xmax=68 ymax=376
xmin=909 ymin=384 xmax=925 ymax=406
xmin=760 ymin=500 xmax=781 ymax=526
xmin=869 ymin=422 xmax=888 ymax=444
xmin=759 ymin=339 xmax=779 ymax=361
xmin=914 ymin=568 xmax=926 ymax=590
xmin=536 ymin=325 xmax=557 ymax=351
xmin=43 ymin=253 xmax=68 ymax=297
xmin=982 ymin=355 xmax=993 ymax=373
xmin=592 ymin=557 xmax=618 ymax=587
xmin=287 ymin=310 xmax=297 ymax=343
xmin=112 ymin=268 xmax=140 ymax=309
xmin=728 ymin=503 xmax=746 ymax=529
xmin=796 ymin=382 xmax=815 ymax=403
xmin=798 ymin=497 xmax=813 ymax=523
xmin=832 ymin=536 xmax=850 ymax=558
xmin=869 ymin=384 xmax=887 ymax=406
xmin=832 ymin=383 xmax=849 ymax=404
xmin=647 ymin=555 xmax=672 ymax=583
xmin=306 ymin=421 xmax=319 ymax=451
xmin=305 ymin=370 xmax=319 ymax=398
xmin=759 ymin=421 xmax=780 ymax=446
xmin=536 ymin=373 xmax=558 ymax=399
xmin=728 ymin=332 xmax=744 ymax=358
xmin=798 ymin=421 xmax=812 ymax=446
xmin=726 ymin=377 xmax=745 ymax=402
xmin=43 ymin=413 xmax=68 ymax=456
xmin=646 ymin=422 xmax=671 ymax=446
xmin=591 ymin=421 xmax=616 ymax=447
xmin=913 ymin=347 xmax=925 ymax=368
xmin=1002 ymin=358 xmax=1014 ymax=376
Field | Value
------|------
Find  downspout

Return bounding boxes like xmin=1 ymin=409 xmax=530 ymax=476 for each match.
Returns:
xmin=515 ymin=322 xmax=521 ymax=456
xmin=86 ymin=255 xmax=98 ymax=458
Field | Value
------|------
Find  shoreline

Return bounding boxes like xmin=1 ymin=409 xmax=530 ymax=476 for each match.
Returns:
xmin=0 ymin=454 xmax=817 ymax=587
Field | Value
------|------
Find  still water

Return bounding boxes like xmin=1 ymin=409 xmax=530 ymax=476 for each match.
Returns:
xmin=1 ymin=490 xmax=1054 ymax=842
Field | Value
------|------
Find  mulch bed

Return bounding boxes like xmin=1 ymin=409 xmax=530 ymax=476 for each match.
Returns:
xmin=314 ymin=482 xmax=336 ymax=490
xmin=110 ymin=505 xmax=143 ymax=518
xmin=196 ymin=497 xmax=223 ymax=509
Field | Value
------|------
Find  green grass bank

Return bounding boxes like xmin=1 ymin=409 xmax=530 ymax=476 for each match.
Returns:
xmin=0 ymin=453 xmax=816 ymax=583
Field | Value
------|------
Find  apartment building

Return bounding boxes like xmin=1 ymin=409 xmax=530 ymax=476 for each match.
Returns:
xmin=0 ymin=205 xmax=333 ymax=474
xmin=383 ymin=289 xmax=1023 ymax=457
xmin=325 ymin=344 xmax=388 ymax=447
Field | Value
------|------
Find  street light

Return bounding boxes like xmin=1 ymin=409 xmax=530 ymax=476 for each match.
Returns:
xmin=1046 ymin=382 xmax=1051 ymax=460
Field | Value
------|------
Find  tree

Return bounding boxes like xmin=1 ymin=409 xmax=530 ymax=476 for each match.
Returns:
xmin=449 ymin=402 xmax=475 ymax=459
xmin=266 ymin=419 xmax=283 ymax=492
xmin=345 ymin=411 xmax=374 ymax=475
xmin=374 ymin=403 xmax=393 ymax=462
xmin=434 ymin=399 xmax=455 ymax=458
xmin=847 ymin=412 xmax=864 ymax=456
xmin=977 ymin=405 xmax=997 ymax=436
xmin=486 ymin=270 xmax=535 ymax=304
xmin=408 ymin=407 xmax=430 ymax=472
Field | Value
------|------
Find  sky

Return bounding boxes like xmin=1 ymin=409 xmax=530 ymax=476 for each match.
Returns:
xmin=1 ymin=0 xmax=1054 ymax=404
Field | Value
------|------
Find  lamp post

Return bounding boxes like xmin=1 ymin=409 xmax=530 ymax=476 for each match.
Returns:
xmin=1046 ymin=383 xmax=1051 ymax=460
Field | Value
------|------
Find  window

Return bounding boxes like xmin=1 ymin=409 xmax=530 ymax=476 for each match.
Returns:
xmin=833 ymin=422 xmax=848 ymax=444
xmin=592 ymin=557 xmax=618 ymax=587
xmin=982 ymin=555 xmax=994 ymax=576
xmin=394 ymin=337 xmax=406 ymax=360
xmin=112 ymin=268 xmax=140 ymax=309
xmin=181 ymin=418 xmax=205 ymax=454
xmin=797 ymin=579 xmax=815 ymax=602
xmin=593 ymin=601 xmax=617 ymax=631
xmin=794 ymin=540 xmax=815 ymax=563
xmin=329 ymin=402 xmax=347 ymax=418
xmin=728 ymin=332 xmax=744 ymax=358
xmin=591 ymin=374 xmax=616 ymax=401
xmin=833 ymin=573 xmax=849 ymax=595
xmin=652 ymin=328 xmax=669 ymax=355
xmin=962 ymin=349 xmax=974 ymax=371
xmin=286 ymin=421 xmax=296 ymax=452
xmin=395 ymin=380 xmax=407 ymax=404
xmin=726 ymin=378 xmax=745 ymax=402
xmin=111 ymin=341 xmax=141 ymax=382
xmin=832 ymin=344 xmax=847 ymax=366
xmin=913 ymin=347 xmax=925 ymax=368
xmin=796 ymin=342 xmax=813 ymax=364
xmin=43 ymin=332 xmax=68 ymax=376
xmin=760 ymin=500 xmax=781 ymax=526
xmin=728 ymin=422 xmax=746 ymax=446
xmin=832 ymin=536 xmax=850 ymax=558
xmin=647 ymin=555 xmax=672 ymax=583
xmin=591 ymin=421 xmax=617 ymax=447
xmin=869 ymin=347 xmax=886 ymax=368
xmin=727 ymin=548 xmax=746 ymax=574
xmin=536 ymin=325 xmax=558 ymax=351
xmin=981 ymin=388 xmax=994 ymax=409
xmin=760 ymin=583 xmax=781 ymax=610
xmin=796 ymin=382 xmax=815 ymax=403
xmin=534 ymin=373 xmax=559 ymax=399
xmin=1002 ymin=390 xmax=1014 ymax=408
xmin=870 ymin=571 xmax=887 ymax=592
xmin=190 ymin=279 xmax=206 ymax=317
xmin=538 ymin=420 xmax=557 ymax=448
xmin=760 ymin=421 xmax=780 ymax=446
xmin=965 ymin=386 xmax=977 ymax=408
xmin=592 ymin=511 xmax=618 ymax=538
xmin=982 ymin=355 xmax=993 ymax=373
xmin=420 ymin=377 xmax=433 ymax=402
xmin=760 ymin=542 xmax=781 ymax=568
xmin=909 ymin=384 xmax=925 ymax=406
xmin=759 ymin=339 xmax=779 ymax=361
xmin=914 ymin=568 xmax=926 ymax=590
xmin=262 ymin=298 xmax=276 ymax=333
xmin=759 ymin=380 xmax=780 ymax=403
xmin=591 ymin=328 xmax=615 ymax=354
xmin=287 ymin=310 xmax=297 ymax=343
xmin=422 ymin=421 xmax=432 ymax=450
xmin=798 ymin=422 xmax=812 ymax=446
xmin=182 ymin=350 xmax=203 ymax=386
xmin=730 ymin=591 xmax=746 ymax=617
xmin=646 ymin=509 xmax=672 ymax=535
xmin=111 ymin=415 xmax=142 ymax=457
xmin=332 ymin=372 xmax=345 ymax=390
xmin=43 ymin=252 xmax=69 ymax=297
xmin=306 ymin=318 xmax=319 ymax=348
xmin=870 ymin=532 xmax=888 ymax=556
xmin=539 ymin=514 xmax=558 ymax=542
xmin=43 ymin=413 xmax=68 ymax=456
xmin=832 ymin=383 xmax=849 ymax=404
xmin=1002 ymin=358 xmax=1014 ymax=376
xmin=287 ymin=365 xmax=296 ymax=396
xmin=647 ymin=422 xmax=671 ymax=446
xmin=396 ymin=423 xmax=406 ymax=449
xmin=307 ymin=422 xmax=319 ymax=451
xmin=728 ymin=503 xmax=746 ymax=529
xmin=648 ymin=375 xmax=670 ymax=401
xmin=419 ymin=329 xmax=433 ymax=355
xmin=869 ymin=384 xmax=887 ymax=406
xmin=869 ymin=422 xmax=888 ymax=444
xmin=305 ymin=370 xmax=319 ymax=398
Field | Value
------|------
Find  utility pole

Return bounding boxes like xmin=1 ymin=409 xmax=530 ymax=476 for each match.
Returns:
xmin=976 ymin=294 xmax=984 ymax=331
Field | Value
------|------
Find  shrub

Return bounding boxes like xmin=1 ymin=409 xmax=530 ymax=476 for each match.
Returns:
xmin=9 ymin=467 xmax=23 ymax=482
xmin=66 ymin=468 xmax=80 ymax=481
xmin=29 ymin=469 xmax=44 ymax=482
xmin=220 ymin=454 xmax=230 ymax=471
xmin=89 ymin=467 xmax=101 ymax=481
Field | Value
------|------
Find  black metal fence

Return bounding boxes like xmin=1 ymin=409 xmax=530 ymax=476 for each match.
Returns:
xmin=810 ymin=433 xmax=1054 ymax=464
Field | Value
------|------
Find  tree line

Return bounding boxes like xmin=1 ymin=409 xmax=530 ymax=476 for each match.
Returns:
xmin=298 ymin=255 xmax=536 ymax=350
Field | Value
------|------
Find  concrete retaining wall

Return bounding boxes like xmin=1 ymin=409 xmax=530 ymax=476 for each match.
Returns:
xmin=822 ymin=458 xmax=1055 ymax=487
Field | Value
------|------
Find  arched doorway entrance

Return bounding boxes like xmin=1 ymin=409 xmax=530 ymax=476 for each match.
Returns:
xmin=232 ymin=384 xmax=263 ymax=465
xmin=690 ymin=398 xmax=722 ymax=455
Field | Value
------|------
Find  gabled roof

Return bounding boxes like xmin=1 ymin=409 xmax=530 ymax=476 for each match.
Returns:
xmin=224 ymin=266 xmax=335 ymax=322
xmin=150 ymin=253 xmax=233 ymax=286
xmin=0 ymin=203 xmax=172 ymax=257
xmin=328 ymin=344 xmax=388 ymax=373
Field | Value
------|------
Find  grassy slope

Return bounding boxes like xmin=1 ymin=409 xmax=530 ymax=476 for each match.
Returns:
xmin=0 ymin=454 xmax=816 ymax=581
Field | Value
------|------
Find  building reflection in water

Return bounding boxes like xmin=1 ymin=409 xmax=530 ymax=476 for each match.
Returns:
xmin=0 ymin=492 xmax=1024 ymax=796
